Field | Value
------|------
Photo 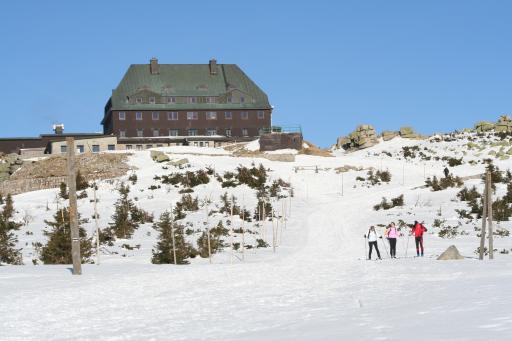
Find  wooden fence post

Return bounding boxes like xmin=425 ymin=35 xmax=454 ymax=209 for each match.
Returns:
xmin=487 ymin=171 xmax=494 ymax=260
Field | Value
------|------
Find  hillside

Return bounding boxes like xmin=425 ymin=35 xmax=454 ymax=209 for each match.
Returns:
xmin=2 ymin=132 xmax=512 ymax=340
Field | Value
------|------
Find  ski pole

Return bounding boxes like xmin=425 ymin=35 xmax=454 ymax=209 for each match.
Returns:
xmin=405 ymin=232 xmax=410 ymax=258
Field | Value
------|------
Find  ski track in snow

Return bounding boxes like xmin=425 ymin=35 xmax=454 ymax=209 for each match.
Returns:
xmin=2 ymin=137 xmax=512 ymax=340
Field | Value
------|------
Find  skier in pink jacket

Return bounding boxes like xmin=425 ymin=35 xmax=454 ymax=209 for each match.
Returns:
xmin=385 ymin=222 xmax=399 ymax=258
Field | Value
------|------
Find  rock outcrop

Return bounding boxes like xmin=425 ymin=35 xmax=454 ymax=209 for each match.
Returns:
xmin=0 ymin=154 xmax=23 ymax=182
xmin=475 ymin=121 xmax=495 ymax=133
xmin=381 ymin=131 xmax=399 ymax=141
xmin=399 ymin=126 xmax=421 ymax=139
xmin=495 ymin=115 xmax=512 ymax=133
xmin=336 ymin=125 xmax=379 ymax=150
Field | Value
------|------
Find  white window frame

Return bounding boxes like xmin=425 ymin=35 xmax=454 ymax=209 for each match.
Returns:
xmin=149 ymin=97 xmax=156 ymax=104
xmin=119 ymin=130 xmax=126 ymax=138
xmin=187 ymin=97 xmax=197 ymax=104
xmin=188 ymin=129 xmax=198 ymax=136
xmin=118 ymin=112 xmax=126 ymax=120
xmin=167 ymin=111 xmax=178 ymax=120
xmin=207 ymin=128 xmax=217 ymax=136
xmin=169 ymin=129 xmax=179 ymax=136
xmin=187 ymin=112 xmax=198 ymax=120
xmin=136 ymin=112 xmax=143 ymax=120
xmin=241 ymin=111 xmax=249 ymax=120
xmin=224 ymin=112 xmax=232 ymax=120
xmin=225 ymin=129 xmax=232 ymax=137
xmin=242 ymin=128 xmax=249 ymax=137
xmin=167 ymin=97 xmax=176 ymax=103
xmin=152 ymin=111 xmax=159 ymax=120
xmin=92 ymin=145 xmax=100 ymax=153
xmin=206 ymin=111 xmax=217 ymax=120
xmin=153 ymin=129 xmax=159 ymax=137
xmin=257 ymin=110 xmax=264 ymax=119
xmin=136 ymin=98 xmax=143 ymax=104
xmin=137 ymin=129 xmax=144 ymax=137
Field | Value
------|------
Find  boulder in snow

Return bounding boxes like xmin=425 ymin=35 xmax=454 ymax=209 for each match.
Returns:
xmin=437 ymin=245 xmax=464 ymax=260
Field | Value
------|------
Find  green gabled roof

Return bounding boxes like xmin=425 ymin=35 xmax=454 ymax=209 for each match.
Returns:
xmin=109 ymin=63 xmax=271 ymax=111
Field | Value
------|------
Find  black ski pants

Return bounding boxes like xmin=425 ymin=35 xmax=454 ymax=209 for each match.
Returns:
xmin=388 ymin=238 xmax=397 ymax=257
xmin=368 ymin=241 xmax=381 ymax=259
xmin=415 ymin=236 xmax=424 ymax=255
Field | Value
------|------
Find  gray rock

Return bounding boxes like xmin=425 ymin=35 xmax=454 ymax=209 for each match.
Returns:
xmin=437 ymin=245 xmax=464 ymax=260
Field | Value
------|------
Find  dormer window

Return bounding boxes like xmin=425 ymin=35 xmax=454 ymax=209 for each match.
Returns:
xmin=136 ymin=97 xmax=143 ymax=104
xmin=240 ymin=96 xmax=245 ymax=103
xmin=187 ymin=97 xmax=197 ymax=104
xmin=149 ymin=97 xmax=156 ymax=104
xmin=167 ymin=97 xmax=176 ymax=103
xmin=227 ymin=96 xmax=232 ymax=103
xmin=206 ymin=97 xmax=216 ymax=103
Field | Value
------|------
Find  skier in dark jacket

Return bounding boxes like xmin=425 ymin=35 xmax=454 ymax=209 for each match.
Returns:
xmin=443 ymin=167 xmax=449 ymax=178
xmin=366 ymin=226 xmax=382 ymax=260
xmin=412 ymin=221 xmax=427 ymax=257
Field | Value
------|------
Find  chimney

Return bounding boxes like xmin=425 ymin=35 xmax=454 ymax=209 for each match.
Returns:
xmin=53 ymin=124 xmax=64 ymax=135
xmin=150 ymin=57 xmax=159 ymax=75
xmin=209 ymin=58 xmax=217 ymax=75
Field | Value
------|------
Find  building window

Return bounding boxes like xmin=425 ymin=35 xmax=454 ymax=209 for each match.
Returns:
xmin=108 ymin=144 xmax=116 ymax=151
xmin=242 ymin=128 xmax=249 ymax=137
xmin=119 ymin=112 xmax=126 ymax=120
xmin=152 ymin=112 xmax=159 ymax=120
xmin=167 ymin=97 xmax=176 ymax=103
xmin=153 ymin=129 xmax=159 ymax=137
xmin=241 ymin=112 xmax=249 ymax=120
xmin=92 ymin=145 xmax=100 ymax=153
xmin=169 ymin=129 xmax=179 ymax=136
xmin=187 ymin=97 xmax=197 ymax=104
xmin=136 ymin=98 xmax=143 ymax=104
xmin=240 ymin=96 xmax=245 ymax=103
xmin=167 ymin=111 xmax=178 ymax=120
xmin=120 ymin=130 xmax=126 ymax=138
xmin=187 ymin=112 xmax=198 ymax=120
xmin=207 ymin=128 xmax=217 ymax=136
xmin=156 ymin=144 xmax=163 ymax=147
xmin=60 ymin=145 xmax=67 ymax=154
xmin=136 ymin=145 xmax=143 ymax=151
xmin=136 ymin=112 xmax=143 ymax=120
xmin=257 ymin=111 xmax=265 ymax=119
xmin=205 ymin=97 xmax=216 ymax=103
xmin=224 ymin=112 xmax=232 ymax=120
xmin=145 ymin=145 xmax=153 ymax=149
xmin=206 ymin=111 xmax=217 ymax=120
xmin=77 ymin=145 xmax=84 ymax=153
xmin=188 ymin=129 xmax=198 ymax=136
xmin=227 ymin=96 xmax=232 ymax=103
xmin=225 ymin=129 xmax=232 ymax=137
xmin=126 ymin=145 xmax=133 ymax=150
xmin=149 ymin=97 xmax=156 ymax=104
xmin=137 ymin=129 xmax=144 ymax=137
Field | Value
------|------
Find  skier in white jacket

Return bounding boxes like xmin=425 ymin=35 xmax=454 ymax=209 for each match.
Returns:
xmin=366 ymin=226 xmax=382 ymax=260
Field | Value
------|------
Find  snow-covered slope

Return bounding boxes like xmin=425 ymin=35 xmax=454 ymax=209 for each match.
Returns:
xmin=2 ymin=135 xmax=512 ymax=340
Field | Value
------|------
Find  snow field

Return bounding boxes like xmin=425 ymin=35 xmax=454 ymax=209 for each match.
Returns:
xmin=2 ymin=135 xmax=512 ymax=340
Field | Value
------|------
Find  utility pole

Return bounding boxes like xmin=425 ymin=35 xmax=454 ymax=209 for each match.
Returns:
xmin=230 ymin=201 xmax=234 ymax=264
xmin=487 ymin=171 xmax=494 ymax=259
xmin=479 ymin=177 xmax=488 ymax=260
xmin=205 ymin=206 xmax=211 ymax=264
xmin=241 ymin=206 xmax=245 ymax=261
xmin=93 ymin=181 xmax=100 ymax=265
xmin=66 ymin=137 xmax=82 ymax=275
xmin=171 ymin=213 xmax=177 ymax=265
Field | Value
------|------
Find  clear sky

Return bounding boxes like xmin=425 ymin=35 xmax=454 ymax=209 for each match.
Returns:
xmin=1 ymin=0 xmax=511 ymax=147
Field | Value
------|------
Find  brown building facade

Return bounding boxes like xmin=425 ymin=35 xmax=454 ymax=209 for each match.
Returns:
xmin=102 ymin=58 xmax=273 ymax=141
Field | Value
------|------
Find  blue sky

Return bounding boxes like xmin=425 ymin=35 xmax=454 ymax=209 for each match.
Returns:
xmin=0 ymin=0 xmax=511 ymax=147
